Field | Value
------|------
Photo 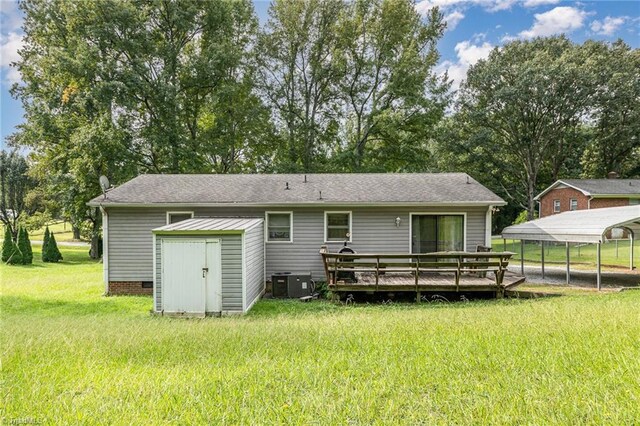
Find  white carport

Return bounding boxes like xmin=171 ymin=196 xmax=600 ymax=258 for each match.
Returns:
xmin=501 ymin=206 xmax=640 ymax=290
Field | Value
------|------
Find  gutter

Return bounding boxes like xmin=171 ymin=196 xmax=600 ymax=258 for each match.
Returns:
xmin=99 ymin=204 xmax=109 ymax=294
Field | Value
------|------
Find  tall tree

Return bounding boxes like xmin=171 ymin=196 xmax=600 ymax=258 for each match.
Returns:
xmin=458 ymin=36 xmax=593 ymax=219
xmin=336 ymin=0 xmax=447 ymax=171
xmin=580 ymin=40 xmax=640 ymax=178
xmin=257 ymin=0 xmax=345 ymax=172
xmin=0 ymin=151 xmax=34 ymax=239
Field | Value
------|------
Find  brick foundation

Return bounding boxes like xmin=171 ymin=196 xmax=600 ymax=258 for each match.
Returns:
xmin=108 ymin=281 xmax=153 ymax=296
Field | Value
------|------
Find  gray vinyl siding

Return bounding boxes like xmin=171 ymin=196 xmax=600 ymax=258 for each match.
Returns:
xmin=244 ymin=223 xmax=265 ymax=309
xmin=108 ymin=205 xmax=489 ymax=285
xmin=220 ymin=234 xmax=243 ymax=312
xmin=154 ymin=233 xmax=244 ymax=313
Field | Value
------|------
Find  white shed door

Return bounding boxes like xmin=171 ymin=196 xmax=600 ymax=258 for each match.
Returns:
xmin=161 ymin=239 xmax=222 ymax=315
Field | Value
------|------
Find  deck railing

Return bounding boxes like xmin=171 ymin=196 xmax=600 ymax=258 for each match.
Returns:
xmin=320 ymin=250 xmax=514 ymax=292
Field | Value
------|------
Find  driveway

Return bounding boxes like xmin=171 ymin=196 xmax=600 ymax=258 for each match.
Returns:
xmin=509 ymin=264 xmax=640 ymax=288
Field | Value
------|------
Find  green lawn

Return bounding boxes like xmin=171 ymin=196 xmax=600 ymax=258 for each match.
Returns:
xmin=28 ymin=221 xmax=79 ymax=243
xmin=493 ymin=237 xmax=638 ymax=269
xmin=2 ymin=247 xmax=640 ymax=424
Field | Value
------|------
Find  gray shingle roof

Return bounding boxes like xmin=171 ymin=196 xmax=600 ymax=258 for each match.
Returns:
xmin=535 ymin=179 xmax=640 ymax=199
xmin=560 ymin=179 xmax=640 ymax=196
xmin=89 ymin=173 xmax=505 ymax=206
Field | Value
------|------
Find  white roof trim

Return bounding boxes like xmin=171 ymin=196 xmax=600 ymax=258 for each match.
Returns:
xmin=91 ymin=201 xmax=507 ymax=208
xmin=534 ymin=180 xmax=590 ymax=201
xmin=153 ymin=217 xmax=264 ymax=233
xmin=501 ymin=205 xmax=640 ymax=243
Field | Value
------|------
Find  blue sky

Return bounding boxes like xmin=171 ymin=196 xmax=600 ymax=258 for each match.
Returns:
xmin=1 ymin=0 xmax=639 ymax=150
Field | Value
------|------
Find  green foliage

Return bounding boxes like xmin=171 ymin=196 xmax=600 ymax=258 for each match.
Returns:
xmin=0 ymin=151 xmax=34 ymax=239
xmin=514 ymin=210 xmax=537 ymax=225
xmin=16 ymin=226 xmax=33 ymax=265
xmin=2 ymin=225 xmax=14 ymax=263
xmin=41 ymin=226 xmax=50 ymax=262
xmin=43 ymin=231 xmax=63 ymax=263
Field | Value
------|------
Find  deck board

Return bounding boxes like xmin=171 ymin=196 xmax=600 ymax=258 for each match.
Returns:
xmin=330 ymin=271 xmax=525 ymax=292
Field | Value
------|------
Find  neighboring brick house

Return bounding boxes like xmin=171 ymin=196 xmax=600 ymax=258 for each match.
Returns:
xmin=536 ymin=178 xmax=640 ymax=218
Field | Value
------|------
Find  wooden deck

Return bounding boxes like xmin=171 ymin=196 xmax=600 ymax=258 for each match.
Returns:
xmin=331 ymin=271 xmax=525 ymax=292
xmin=320 ymin=250 xmax=524 ymax=299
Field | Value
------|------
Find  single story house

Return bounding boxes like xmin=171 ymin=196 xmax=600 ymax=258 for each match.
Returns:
xmin=88 ymin=173 xmax=505 ymax=314
xmin=536 ymin=178 xmax=640 ymax=218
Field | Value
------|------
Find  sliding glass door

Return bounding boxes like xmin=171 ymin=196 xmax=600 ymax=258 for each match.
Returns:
xmin=411 ymin=214 xmax=464 ymax=253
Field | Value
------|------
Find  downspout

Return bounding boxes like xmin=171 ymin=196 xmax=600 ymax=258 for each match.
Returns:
xmin=485 ymin=206 xmax=493 ymax=248
xmin=100 ymin=205 xmax=109 ymax=295
xmin=588 ymin=196 xmax=593 ymax=210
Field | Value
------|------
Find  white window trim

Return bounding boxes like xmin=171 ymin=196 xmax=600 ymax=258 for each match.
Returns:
xmin=570 ymin=199 xmax=578 ymax=210
xmin=324 ymin=211 xmax=352 ymax=243
xmin=408 ymin=212 xmax=467 ymax=253
xmin=166 ymin=211 xmax=194 ymax=225
xmin=553 ymin=200 xmax=561 ymax=213
xmin=265 ymin=211 xmax=293 ymax=243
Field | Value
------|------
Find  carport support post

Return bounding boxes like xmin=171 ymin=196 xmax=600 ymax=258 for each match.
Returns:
xmin=565 ymin=242 xmax=570 ymax=285
xmin=520 ymin=240 xmax=524 ymax=275
xmin=540 ymin=241 xmax=545 ymax=280
xmin=630 ymin=233 xmax=635 ymax=271
xmin=596 ymin=242 xmax=602 ymax=291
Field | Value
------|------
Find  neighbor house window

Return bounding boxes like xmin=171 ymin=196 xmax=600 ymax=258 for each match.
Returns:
xmin=630 ymin=199 xmax=639 ymax=205
xmin=166 ymin=211 xmax=194 ymax=224
xmin=325 ymin=212 xmax=352 ymax=242
xmin=266 ymin=212 xmax=293 ymax=242
xmin=570 ymin=199 xmax=578 ymax=211
xmin=411 ymin=214 xmax=465 ymax=253
xmin=553 ymin=200 xmax=561 ymax=213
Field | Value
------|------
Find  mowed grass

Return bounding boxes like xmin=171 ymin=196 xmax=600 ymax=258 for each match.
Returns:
xmin=494 ymin=237 xmax=638 ymax=269
xmin=28 ymin=221 xmax=79 ymax=243
xmin=2 ymin=247 xmax=640 ymax=424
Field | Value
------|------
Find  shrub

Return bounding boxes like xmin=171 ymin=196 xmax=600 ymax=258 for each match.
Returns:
xmin=42 ymin=226 xmax=51 ymax=262
xmin=5 ymin=240 xmax=23 ymax=265
xmin=44 ymin=232 xmax=63 ymax=263
xmin=17 ymin=226 xmax=33 ymax=265
xmin=1 ymin=226 xmax=13 ymax=263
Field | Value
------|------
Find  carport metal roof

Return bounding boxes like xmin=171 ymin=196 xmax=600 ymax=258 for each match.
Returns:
xmin=501 ymin=205 xmax=640 ymax=243
xmin=501 ymin=205 xmax=639 ymax=290
xmin=153 ymin=217 xmax=263 ymax=233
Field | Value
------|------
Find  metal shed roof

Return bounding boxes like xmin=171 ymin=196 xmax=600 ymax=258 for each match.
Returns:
xmin=501 ymin=205 xmax=640 ymax=243
xmin=153 ymin=217 xmax=263 ymax=233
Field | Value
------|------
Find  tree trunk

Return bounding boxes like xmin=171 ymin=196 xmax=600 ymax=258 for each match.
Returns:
xmin=72 ymin=225 xmax=81 ymax=240
xmin=89 ymin=235 xmax=101 ymax=259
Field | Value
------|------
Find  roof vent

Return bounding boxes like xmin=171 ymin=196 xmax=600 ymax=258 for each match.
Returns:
xmin=318 ymin=190 xmax=323 ymax=200
xmin=607 ymin=171 xmax=619 ymax=179
xmin=285 ymin=182 xmax=290 ymax=190
xmin=466 ymin=175 xmax=471 ymax=184
xmin=304 ymin=175 xmax=307 ymax=183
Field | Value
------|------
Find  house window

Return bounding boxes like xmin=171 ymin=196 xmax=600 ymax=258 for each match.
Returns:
xmin=266 ymin=212 xmax=293 ymax=242
xmin=325 ymin=212 xmax=352 ymax=242
xmin=553 ymin=200 xmax=561 ymax=213
xmin=166 ymin=211 xmax=194 ymax=224
xmin=570 ymin=199 xmax=578 ymax=211
xmin=630 ymin=199 xmax=639 ymax=205
xmin=411 ymin=214 xmax=465 ymax=253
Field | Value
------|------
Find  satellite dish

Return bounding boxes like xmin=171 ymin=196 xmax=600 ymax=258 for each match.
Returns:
xmin=99 ymin=175 xmax=110 ymax=198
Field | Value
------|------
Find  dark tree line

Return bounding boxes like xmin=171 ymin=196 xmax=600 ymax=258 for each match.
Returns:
xmin=6 ymin=0 xmax=639 ymax=235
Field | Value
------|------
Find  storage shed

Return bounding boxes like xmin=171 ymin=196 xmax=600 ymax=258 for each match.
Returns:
xmin=152 ymin=218 xmax=265 ymax=316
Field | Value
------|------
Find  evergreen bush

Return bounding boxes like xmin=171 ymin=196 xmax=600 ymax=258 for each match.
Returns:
xmin=42 ymin=226 xmax=51 ymax=262
xmin=6 ymin=240 xmax=22 ymax=265
xmin=17 ymin=226 xmax=33 ymax=265
xmin=45 ymin=232 xmax=63 ymax=263
xmin=1 ymin=226 xmax=13 ymax=263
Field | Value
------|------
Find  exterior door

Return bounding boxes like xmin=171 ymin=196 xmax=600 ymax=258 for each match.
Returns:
xmin=162 ymin=240 xmax=207 ymax=314
xmin=411 ymin=214 xmax=465 ymax=253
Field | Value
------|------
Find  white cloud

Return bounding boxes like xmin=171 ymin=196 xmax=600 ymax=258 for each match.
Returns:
xmin=436 ymin=40 xmax=494 ymax=91
xmin=1 ymin=1 xmax=23 ymax=85
xmin=0 ymin=32 xmax=23 ymax=85
xmin=444 ymin=10 xmax=465 ymax=31
xmin=522 ymin=0 xmax=560 ymax=7
xmin=518 ymin=6 xmax=588 ymax=38
xmin=415 ymin=0 xmax=516 ymax=15
xmin=590 ymin=16 xmax=627 ymax=36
